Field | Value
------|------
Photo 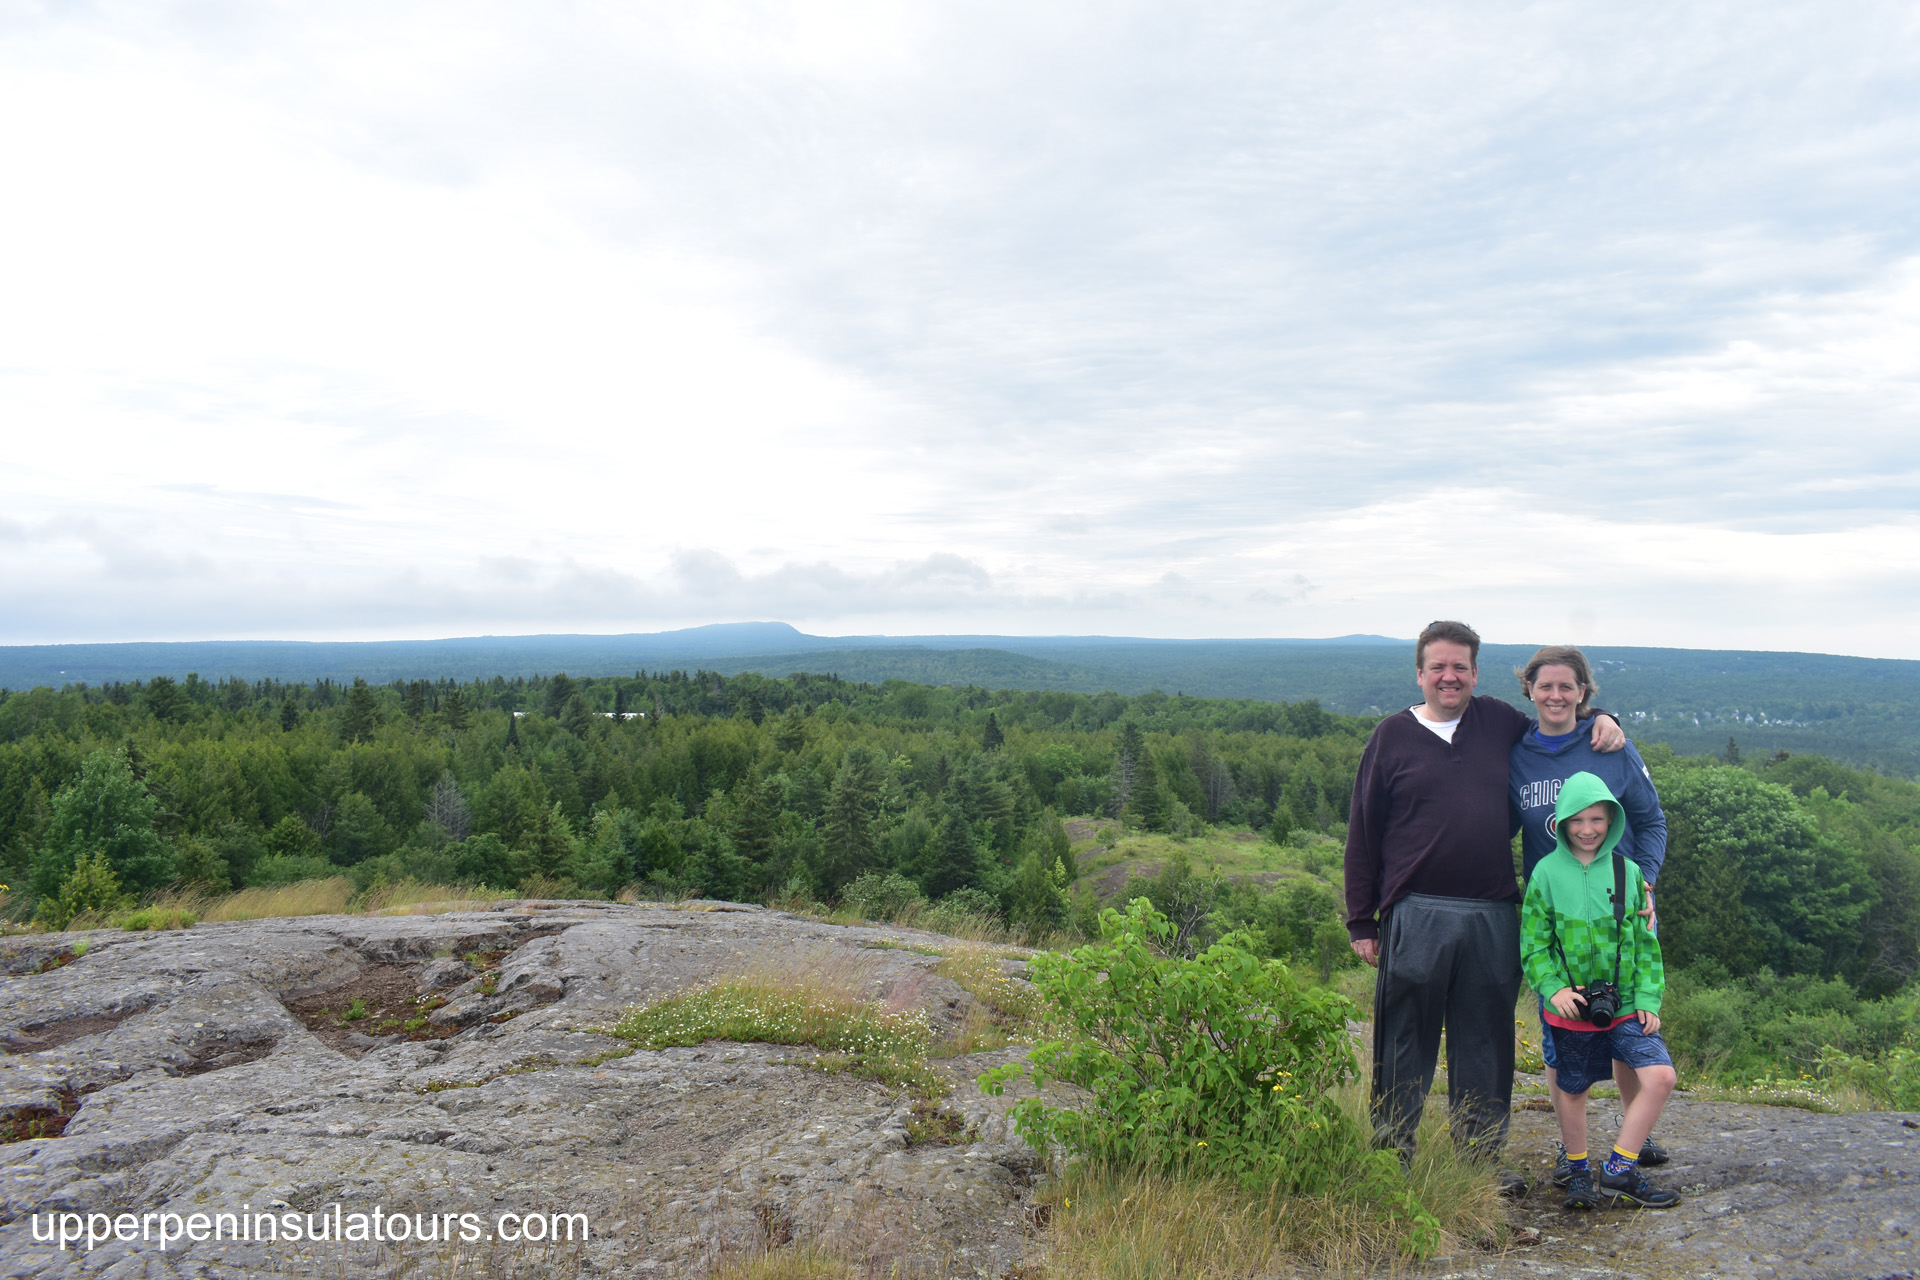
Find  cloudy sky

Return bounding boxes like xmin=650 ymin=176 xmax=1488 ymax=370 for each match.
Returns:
xmin=4 ymin=2 xmax=1918 ymax=656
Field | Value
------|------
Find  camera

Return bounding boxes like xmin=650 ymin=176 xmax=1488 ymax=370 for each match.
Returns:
xmin=1582 ymin=980 xmax=1621 ymax=1026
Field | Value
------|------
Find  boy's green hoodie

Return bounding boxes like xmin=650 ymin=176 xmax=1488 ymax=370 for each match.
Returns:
xmin=1520 ymin=771 xmax=1664 ymax=1018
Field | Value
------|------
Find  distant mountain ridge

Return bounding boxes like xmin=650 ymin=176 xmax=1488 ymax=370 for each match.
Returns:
xmin=4 ymin=625 xmax=1917 ymax=773
xmin=0 ymin=624 xmax=1405 ymax=688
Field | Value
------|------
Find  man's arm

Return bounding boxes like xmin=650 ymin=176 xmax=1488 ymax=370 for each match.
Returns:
xmin=1586 ymin=709 xmax=1626 ymax=752
xmin=1344 ymin=733 xmax=1388 ymax=964
xmin=1618 ymin=742 xmax=1669 ymax=886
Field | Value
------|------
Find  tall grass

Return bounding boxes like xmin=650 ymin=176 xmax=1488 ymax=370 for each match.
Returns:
xmin=45 ymin=876 xmax=522 ymax=932
xmin=1035 ymin=1081 xmax=1504 ymax=1277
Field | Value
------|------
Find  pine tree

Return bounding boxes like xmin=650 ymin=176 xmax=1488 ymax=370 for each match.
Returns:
xmin=983 ymin=713 xmax=1004 ymax=751
xmin=1128 ymin=756 xmax=1171 ymax=832
xmin=279 ymin=698 xmax=300 ymax=732
xmin=923 ymin=806 xmax=986 ymax=900
xmin=405 ymin=681 xmax=427 ymax=722
xmin=505 ymin=712 xmax=521 ymax=751
xmin=341 ymin=678 xmax=380 ymax=744
xmin=442 ymin=687 xmax=470 ymax=733
xmin=819 ymin=747 xmax=882 ymax=895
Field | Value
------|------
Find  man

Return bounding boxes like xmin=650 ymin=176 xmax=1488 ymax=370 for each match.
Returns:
xmin=1344 ymin=620 xmax=1623 ymax=1165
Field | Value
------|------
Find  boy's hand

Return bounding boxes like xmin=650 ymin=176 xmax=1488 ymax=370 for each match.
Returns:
xmin=1638 ymin=1009 xmax=1661 ymax=1035
xmin=1549 ymin=987 xmax=1587 ymax=1019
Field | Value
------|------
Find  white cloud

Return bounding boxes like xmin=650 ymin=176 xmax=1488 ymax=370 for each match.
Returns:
xmin=2 ymin=1 xmax=1918 ymax=655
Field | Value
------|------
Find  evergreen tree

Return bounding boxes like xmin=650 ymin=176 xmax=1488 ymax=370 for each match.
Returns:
xmin=1109 ymin=721 xmax=1145 ymax=815
xmin=1128 ymin=756 xmax=1171 ymax=832
xmin=143 ymin=675 xmax=191 ymax=724
xmin=818 ymin=746 xmax=883 ymax=895
xmin=923 ymin=805 xmax=987 ymax=900
xmin=1039 ymin=807 xmax=1077 ymax=881
xmin=505 ymin=712 xmax=521 ymax=751
xmin=983 ymin=713 xmax=1004 ymax=751
xmin=341 ymin=678 xmax=380 ymax=744
xmin=544 ymin=673 xmax=579 ymax=718
xmin=520 ymin=801 xmax=578 ymax=880
xmin=279 ymin=698 xmax=300 ymax=732
xmin=405 ymin=681 xmax=427 ymax=722
xmin=1724 ymin=736 xmax=1742 ymax=765
xmin=441 ymin=688 xmax=470 ymax=733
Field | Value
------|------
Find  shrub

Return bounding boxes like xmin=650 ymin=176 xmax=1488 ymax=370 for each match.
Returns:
xmin=247 ymin=853 xmax=340 ymax=887
xmin=982 ymin=899 xmax=1438 ymax=1257
xmin=842 ymin=871 xmax=923 ymax=921
xmin=119 ymin=905 xmax=198 ymax=931
xmin=38 ymin=850 xmax=133 ymax=931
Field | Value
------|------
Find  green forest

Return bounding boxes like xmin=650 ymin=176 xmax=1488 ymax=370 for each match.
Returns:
xmin=2 ymin=668 xmax=1917 ymax=1103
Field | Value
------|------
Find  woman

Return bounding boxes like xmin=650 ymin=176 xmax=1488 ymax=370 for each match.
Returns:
xmin=1509 ymin=645 xmax=1672 ymax=1182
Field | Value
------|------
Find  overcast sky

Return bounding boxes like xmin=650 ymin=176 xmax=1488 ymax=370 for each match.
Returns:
xmin=4 ymin=2 xmax=1918 ymax=657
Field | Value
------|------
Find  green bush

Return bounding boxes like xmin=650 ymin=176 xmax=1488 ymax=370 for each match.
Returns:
xmin=246 ymin=853 xmax=339 ymax=887
xmin=982 ymin=899 xmax=1438 ymax=1258
xmin=843 ymin=870 xmax=924 ymax=920
xmin=38 ymin=849 xmax=134 ymax=930
xmin=1820 ymin=1036 xmax=1920 ymax=1109
xmin=1662 ymin=967 xmax=1916 ymax=1077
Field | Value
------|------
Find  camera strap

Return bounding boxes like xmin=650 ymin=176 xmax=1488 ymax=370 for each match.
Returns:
xmin=1610 ymin=851 xmax=1626 ymax=993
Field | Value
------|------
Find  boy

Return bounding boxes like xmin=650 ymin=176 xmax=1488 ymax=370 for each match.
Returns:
xmin=1520 ymin=771 xmax=1680 ymax=1210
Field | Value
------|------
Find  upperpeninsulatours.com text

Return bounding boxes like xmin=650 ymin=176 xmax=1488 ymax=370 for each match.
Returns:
xmin=32 ymin=1205 xmax=590 ymax=1252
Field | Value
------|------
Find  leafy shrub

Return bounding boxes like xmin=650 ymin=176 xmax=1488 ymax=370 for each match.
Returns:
xmin=246 ymin=853 xmax=339 ymax=887
xmin=1663 ymin=966 xmax=1915 ymax=1077
xmin=919 ymin=887 xmax=1003 ymax=937
xmin=119 ymin=905 xmax=198 ymax=931
xmin=1820 ymin=1036 xmax=1920 ymax=1110
xmin=38 ymin=850 xmax=134 ymax=930
xmin=842 ymin=871 xmax=924 ymax=920
xmin=348 ymin=847 xmax=460 ymax=893
xmin=982 ymin=899 xmax=1438 ymax=1257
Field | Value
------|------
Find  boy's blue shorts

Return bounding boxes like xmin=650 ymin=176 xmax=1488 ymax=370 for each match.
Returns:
xmin=1548 ymin=1017 xmax=1672 ymax=1096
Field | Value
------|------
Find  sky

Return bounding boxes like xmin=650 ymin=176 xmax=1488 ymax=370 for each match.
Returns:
xmin=3 ymin=2 xmax=1918 ymax=657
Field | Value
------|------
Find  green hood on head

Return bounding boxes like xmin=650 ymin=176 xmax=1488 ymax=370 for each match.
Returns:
xmin=1552 ymin=770 xmax=1625 ymax=860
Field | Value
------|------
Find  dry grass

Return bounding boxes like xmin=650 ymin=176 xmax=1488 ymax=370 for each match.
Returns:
xmin=361 ymin=879 xmax=518 ymax=915
xmin=706 ymin=1249 xmax=864 ymax=1280
xmin=45 ymin=876 xmax=521 ymax=932
xmin=1034 ymin=1081 xmax=1505 ymax=1278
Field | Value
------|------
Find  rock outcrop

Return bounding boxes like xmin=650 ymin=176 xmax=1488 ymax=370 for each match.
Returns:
xmin=3 ymin=902 xmax=1915 ymax=1279
xmin=0 ymin=902 xmax=1048 ymax=1277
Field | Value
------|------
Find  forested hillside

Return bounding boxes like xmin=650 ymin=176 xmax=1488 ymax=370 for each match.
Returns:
xmin=3 ymin=666 xmax=1917 ymax=1012
xmin=9 ymin=628 xmax=1916 ymax=774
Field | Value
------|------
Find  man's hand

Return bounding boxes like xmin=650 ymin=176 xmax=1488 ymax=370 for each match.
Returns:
xmin=1352 ymin=938 xmax=1379 ymax=968
xmin=1549 ymin=986 xmax=1587 ymax=1020
xmin=1639 ymin=888 xmax=1656 ymax=927
xmin=1638 ymin=1009 xmax=1662 ymax=1035
xmin=1592 ymin=714 xmax=1626 ymax=752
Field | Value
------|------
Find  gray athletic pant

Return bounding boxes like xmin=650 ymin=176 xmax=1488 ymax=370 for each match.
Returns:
xmin=1371 ymin=893 xmax=1522 ymax=1161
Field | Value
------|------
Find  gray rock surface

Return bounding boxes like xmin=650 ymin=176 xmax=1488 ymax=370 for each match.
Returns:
xmin=0 ymin=902 xmax=1047 ymax=1277
xmin=3 ymin=903 xmax=1915 ymax=1279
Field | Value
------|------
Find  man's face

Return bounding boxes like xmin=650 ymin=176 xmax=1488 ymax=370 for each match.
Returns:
xmin=1415 ymin=639 xmax=1477 ymax=717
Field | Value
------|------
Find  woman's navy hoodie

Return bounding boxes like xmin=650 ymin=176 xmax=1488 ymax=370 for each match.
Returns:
xmin=1510 ymin=720 xmax=1667 ymax=887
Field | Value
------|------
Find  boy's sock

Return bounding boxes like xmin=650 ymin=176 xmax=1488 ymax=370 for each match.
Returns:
xmin=1565 ymin=1150 xmax=1590 ymax=1174
xmin=1602 ymin=1146 xmax=1639 ymax=1177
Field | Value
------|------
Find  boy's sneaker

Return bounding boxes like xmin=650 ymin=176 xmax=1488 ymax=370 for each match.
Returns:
xmin=1561 ymin=1170 xmax=1598 ymax=1211
xmin=1551 ymin=1145 xmax=1573 ymax=1188
xmin=1639 ymin=1136 xmax=1671 ymax=1167
xmin=1598 ymin=1166 xmax=1680 ymax=1209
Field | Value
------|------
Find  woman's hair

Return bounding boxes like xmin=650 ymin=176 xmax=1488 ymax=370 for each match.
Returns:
xmin=1515 ymin=645 xmax=1597 ymax=715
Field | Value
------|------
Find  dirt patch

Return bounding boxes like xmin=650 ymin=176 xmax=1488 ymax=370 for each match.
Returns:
xmin=176 ymin=1036 xmax=280 ymax=1077
xmin=3 ymin=1010 xmax=139 ymax=1055
xmin=282 ymin=964 xmax=457 ymax=1056
xmin=1 ymin=1088 xmax=82 ymax=1143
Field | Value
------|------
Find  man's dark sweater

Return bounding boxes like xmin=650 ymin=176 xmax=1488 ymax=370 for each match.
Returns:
xmin=1344 ymin=695 xmax=1530 ymax=942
